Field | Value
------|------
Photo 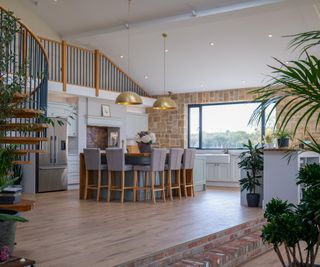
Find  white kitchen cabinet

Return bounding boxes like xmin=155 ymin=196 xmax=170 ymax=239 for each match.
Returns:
xmin=68 ymin=154 xmax=80 ymax=186
xmin=207 ymin=163 xmax=230 ymax=181
xmin=193 ymin=155 xmax=206 ymax=191
xmin=48 ymin=102 xmax=77 ymax=137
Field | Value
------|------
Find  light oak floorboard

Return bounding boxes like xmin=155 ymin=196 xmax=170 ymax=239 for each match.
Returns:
xmin=15 ymin=188 xmax=262 ymax=267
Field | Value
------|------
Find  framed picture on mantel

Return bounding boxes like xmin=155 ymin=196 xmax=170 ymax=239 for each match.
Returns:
xmin=101 ymin=105 xmax=111 ymax=117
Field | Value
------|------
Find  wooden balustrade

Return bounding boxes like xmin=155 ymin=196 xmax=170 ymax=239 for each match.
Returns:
xmin=39 ymin=37 xmax=149 ymax=97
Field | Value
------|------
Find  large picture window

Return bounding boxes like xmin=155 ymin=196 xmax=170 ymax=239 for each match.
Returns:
xmin=188 ymin=102 xmax=275 ymax=149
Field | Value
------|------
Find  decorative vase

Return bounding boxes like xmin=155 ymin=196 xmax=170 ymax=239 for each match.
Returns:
xmin=0 ymin=209 xmax=17 ymax=254
xmin=277 ymin=138 xmax=289 ymax=148
xmin=246 ymin=193 xmax=260 ymax=207
xmin=138 ymin=143 xmax=152 ymax=153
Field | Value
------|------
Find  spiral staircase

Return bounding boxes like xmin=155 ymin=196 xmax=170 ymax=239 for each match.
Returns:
xmin=0 ymin=7 xmax=48 ymax=164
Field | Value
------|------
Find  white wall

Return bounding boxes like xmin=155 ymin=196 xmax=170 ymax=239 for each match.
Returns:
xmin=0 ymin=0 xmax=60 ymax=40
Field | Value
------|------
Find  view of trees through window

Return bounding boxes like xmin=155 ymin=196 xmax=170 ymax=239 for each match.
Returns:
xmin=188 ymin=102 xmax=275 ymax=149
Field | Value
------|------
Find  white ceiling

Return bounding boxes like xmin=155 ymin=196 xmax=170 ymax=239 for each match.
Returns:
xmin=26 ymin=0 xmax=320 ymax=95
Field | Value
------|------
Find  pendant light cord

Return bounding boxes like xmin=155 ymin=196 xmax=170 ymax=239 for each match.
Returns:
xmin=127 ymin=0 xmax=131 ymax=76
xmin=163 ymin=33 xmax=167 ymax=95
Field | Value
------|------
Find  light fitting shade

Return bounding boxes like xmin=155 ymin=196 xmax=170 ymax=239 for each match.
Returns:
xmin=153 ymin=96 xmax=177 ymax=110
xmin=115 ymin=91 xmax=143 ymax=105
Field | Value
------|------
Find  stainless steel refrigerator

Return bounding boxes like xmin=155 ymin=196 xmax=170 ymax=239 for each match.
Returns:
xmin=38 ymin=118 xmax=68 ymax=192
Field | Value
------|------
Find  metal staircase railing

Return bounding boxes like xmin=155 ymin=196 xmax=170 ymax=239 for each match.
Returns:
xmin=0 ymin=6 xmax=49 ymax=164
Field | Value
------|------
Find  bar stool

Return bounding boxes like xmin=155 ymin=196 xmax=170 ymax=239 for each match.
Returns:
xmin=181 ymin=149 xmax=196 ymax=198
xmin=166 ymin=148 xmax=184 ymax=200
xmin=133 ymin=148 xmax=167 ymax=204
xmin=83 ymin=148 xmax=108 ymax=201
xmin=105 ymin=148 xmax=134 ymax=203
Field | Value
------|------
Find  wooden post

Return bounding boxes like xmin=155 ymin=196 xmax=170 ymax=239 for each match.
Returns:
xmin=61 ymin=40 xmax=67 ymax=92
xmin=94 ymin=49 xmax=100 ymax=97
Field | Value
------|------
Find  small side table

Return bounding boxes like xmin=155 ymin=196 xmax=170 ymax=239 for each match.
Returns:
xmin=1 ymin=257 xmax=35 ymax=266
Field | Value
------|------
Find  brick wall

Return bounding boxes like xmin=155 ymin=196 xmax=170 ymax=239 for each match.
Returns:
xmin=147 ymin=88 xmax=320 ymax=148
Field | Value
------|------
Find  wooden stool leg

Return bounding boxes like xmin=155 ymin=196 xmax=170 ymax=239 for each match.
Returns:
xmin=191 ymin=170 xmax=195 ymax=197
xmin=121 ymin=171 xmax=125 ymax=203
xmin=151 ymin=172 xmax=156 ymax=204
xmin=133 ymin=170 xmax=137 ymax=202
xmin=96 ymin=170 xmax=101 ymax=201
xmin=168 ymin=170 xmax=173 ymax=201
xmin=183 ymin=169 xmax=187 ymax=198
xmin=144 ymin=171 xmax=148 ymax=201
xmin=107 ymin=171 xmax=111 ymax=202
xmin=161 ymin=171 xmax=166 ymax=202
xmin=84 ymin=170 xmax=89 ymax=200
xmin=177 ymin=170 xmax=182 ymax=199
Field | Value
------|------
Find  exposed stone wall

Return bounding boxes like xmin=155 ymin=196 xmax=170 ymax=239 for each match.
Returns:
xmin=147 ymin=88 xmax=320 ymax=148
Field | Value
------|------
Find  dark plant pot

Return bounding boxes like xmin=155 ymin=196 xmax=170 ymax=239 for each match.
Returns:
xmin=247 ymin=193 xmax=260 ymax=207
xmin=277 ymin=138 xmax=289 ymax=148
xmin=138 ymin=143 xmax=152 ymax=153
xmin=0 ymin=209 xmax=17 ymax=254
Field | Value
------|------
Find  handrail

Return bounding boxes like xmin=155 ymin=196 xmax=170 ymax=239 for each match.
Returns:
xmin=39 ymin=36 xmax=150 ymax=97
xmin=0 ymin=6 xmax=49 ymax=63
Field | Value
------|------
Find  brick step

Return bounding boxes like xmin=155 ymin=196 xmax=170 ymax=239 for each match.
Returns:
xmin=118 ymin=217 xmax=268 ymax=267
xmin=0 ymin=137 xmax=48 ymax=144
xmin=171 ymin=231 xmax=270 ymax=267
xmin=11 ymin=108 xmax=44 ymax=118
xmin=0 ymin=123 xmax=48 ymax=131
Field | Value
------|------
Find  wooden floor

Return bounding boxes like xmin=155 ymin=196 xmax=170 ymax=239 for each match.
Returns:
xmin=15 ymin=187 xmax=262 ymax=267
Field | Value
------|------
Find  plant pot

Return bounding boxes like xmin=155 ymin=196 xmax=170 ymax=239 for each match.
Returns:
xmin=0 ymin=209 xmax=17 ymax=254
xmin=138 ymin=143 xmax=152 ymax=153
xmin=247 ymin=193 xmax=260 ymax=207
xmin=277 ymin=138 xmax=289 ymax=148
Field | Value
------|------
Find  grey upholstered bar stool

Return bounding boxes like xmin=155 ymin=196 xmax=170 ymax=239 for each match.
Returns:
xmin=105 ymin=148 xmax=134 ymax=203
xmin=133 ymin=148 xmax=167 ymax=204
xmin=165 ymin=148 xmax=184 ymax=200
xmin=83 ymin=148 xmax=108 ymax=201
xmin=181 ymin=149 xmax=196 ymax=197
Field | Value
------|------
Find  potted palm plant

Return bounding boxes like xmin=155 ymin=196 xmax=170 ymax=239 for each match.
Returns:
xmin=238 ymin=140 xmax=263 ymax=207
xmin=262 ymin=163 xmax=320 ymax=267
xmin=274 ymin=130 xmax=292 ymax=148
xmin=250 ymin=30 xmax=320 ymax=266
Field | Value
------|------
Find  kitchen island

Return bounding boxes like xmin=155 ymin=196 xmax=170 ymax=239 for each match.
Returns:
xmin=79 ymin=152 xmax=197 ymax=200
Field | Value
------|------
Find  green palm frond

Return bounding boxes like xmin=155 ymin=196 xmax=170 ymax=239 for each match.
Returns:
xmin=287 ymin=31 xmax=320 ymax=55
xmin=250 ymin=55 xmax=320 ymax=136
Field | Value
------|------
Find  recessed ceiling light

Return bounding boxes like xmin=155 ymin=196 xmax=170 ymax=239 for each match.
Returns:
xmin=209 ymin=42 xmax=214 ymax=46
xmin=120 ymin=55 xmax=124 ymax=59
xmin=53 ymin=0 xmax=58 ymax=2
xmin=285 ymin=61 xmax=289 ymax=64
xmin=200 ymin=84 xmax=204 ymax=88
xmin=241 ymin=80 xmax=246 ymax=83
xmin=268 ymin=34 xmax=273 ymax=38
xmin=144 ymin=75 xmax=148 ymax=79
xmin=165 ymin=49 xmax=169 ymax=53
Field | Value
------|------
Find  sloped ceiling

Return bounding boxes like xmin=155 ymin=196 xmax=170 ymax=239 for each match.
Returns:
xmin=26 ymin=0 xmax=320 ymax=95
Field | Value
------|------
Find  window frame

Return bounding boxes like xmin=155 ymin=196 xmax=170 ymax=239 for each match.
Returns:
xmin=188 ymin=101 xmax=267 ymax=150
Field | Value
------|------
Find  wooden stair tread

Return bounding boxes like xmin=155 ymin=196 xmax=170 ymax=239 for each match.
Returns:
xmin=0 ymin=123 xmax=48 ymax=131
xmin=12 ymin=160 xmax=32 ymax=165
xmin=11 ymin=92 xmax=28 ymax=103
xmin=11 ymin=149 xmax=46 ymax=155
xmin=12 ymin=108 xmax=44 ymax=118
xmin=0 ymin=137 xmax=48 ymax=144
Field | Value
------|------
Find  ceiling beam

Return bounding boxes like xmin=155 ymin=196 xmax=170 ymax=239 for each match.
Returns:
xmin=64 ymin=0 xmax=285 ymax=40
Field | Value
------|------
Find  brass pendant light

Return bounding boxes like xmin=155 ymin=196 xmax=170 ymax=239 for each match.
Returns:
xmin=115 ymin=0 xmax=142 ymax=106
xmin=153 ymin=33 xmax=177 ymax=110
